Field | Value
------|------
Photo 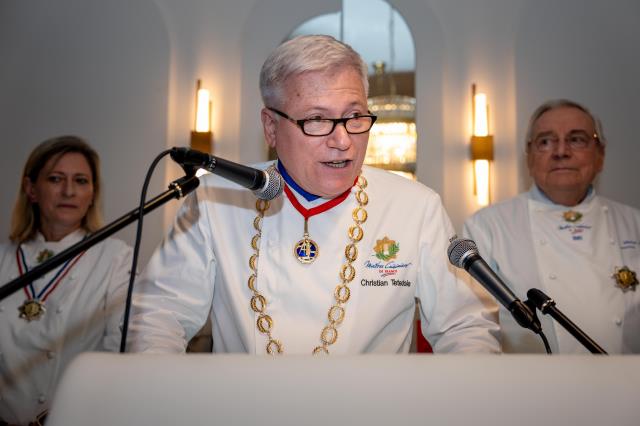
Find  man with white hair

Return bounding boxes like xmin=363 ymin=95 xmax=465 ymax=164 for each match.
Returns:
xmin=128 ymin=35 xmax=499 ymax=354
xmin=464 ymin=99 xmax=640 ymax=353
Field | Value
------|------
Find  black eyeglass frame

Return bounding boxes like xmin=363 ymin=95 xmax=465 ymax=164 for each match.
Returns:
xmin=267 ymin=107 xmax=377 ymax=137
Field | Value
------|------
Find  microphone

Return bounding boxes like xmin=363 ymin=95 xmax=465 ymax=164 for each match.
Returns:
xmin=170 ymin=147 xmax=283 ymax=200
xmin=447 ymin=238 xmax=541 ymax=334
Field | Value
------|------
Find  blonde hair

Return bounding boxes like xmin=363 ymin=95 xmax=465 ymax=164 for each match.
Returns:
xmin=10 ymin=135 xmax=103 ymax=243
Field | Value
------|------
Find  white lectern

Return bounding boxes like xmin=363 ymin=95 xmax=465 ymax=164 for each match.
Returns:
xmin=47 ymin=353 xmax=640 ymax=426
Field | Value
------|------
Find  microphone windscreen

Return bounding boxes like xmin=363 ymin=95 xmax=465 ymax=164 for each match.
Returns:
xmin=256 ymin=165 xmax=284 ymax=201
xmin=447 ymin=238 xmax=478 ymax=268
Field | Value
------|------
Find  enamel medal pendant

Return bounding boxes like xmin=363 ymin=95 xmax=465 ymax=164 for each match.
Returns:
xmin=294 ymin=218 xmax=319 ymax=264
xmin=19 ymin=299 xmax=46 ymax=321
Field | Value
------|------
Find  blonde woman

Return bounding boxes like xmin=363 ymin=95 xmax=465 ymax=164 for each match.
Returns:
xmin=0 ymin=136 xmax=132 ymax=426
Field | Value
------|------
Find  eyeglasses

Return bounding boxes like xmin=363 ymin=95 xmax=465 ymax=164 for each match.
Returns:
xmin=268 ymin=107 xmax=377 ymax=137
xmin=529 ymin=131 xmax=600 ymax=153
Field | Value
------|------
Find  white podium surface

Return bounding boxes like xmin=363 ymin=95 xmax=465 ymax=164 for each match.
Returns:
xmin=47 ymin=353 xmax=640 ymax=426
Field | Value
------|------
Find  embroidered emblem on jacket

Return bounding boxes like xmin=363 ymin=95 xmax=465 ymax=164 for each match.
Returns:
xmin=374 ymin=236 xmax=399 ymax=261
xmin=37 ymin=249 xmax=55 ymax=263
xmin=562 ymin=210 xmax=583 ymax=223
xmin=364 ymin=236 xmax=412 ymax=279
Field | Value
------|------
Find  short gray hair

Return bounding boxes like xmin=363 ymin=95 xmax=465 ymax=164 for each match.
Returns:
xmin=525 ymin=99 xmax=606 ymax=147
xmin=259 ymin=34 xmax=369 ymax=108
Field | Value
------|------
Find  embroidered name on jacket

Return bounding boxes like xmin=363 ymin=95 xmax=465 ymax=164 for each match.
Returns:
xmin=361 ymin=278 xmax=412 ymax=287
xmin=558 ymin=223 xmax=592 ymax=241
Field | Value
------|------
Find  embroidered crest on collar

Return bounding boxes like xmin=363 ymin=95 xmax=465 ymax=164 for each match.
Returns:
xmin=556 ymin=210 xmax=590 ymax=241
xmin=562 ymin=210 xmax=583 ymax=223
xmin=37 ymin=249 xmax=55 ymax=264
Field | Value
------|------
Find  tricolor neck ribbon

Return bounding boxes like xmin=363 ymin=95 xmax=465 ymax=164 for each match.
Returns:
xmin=16 ymin=245 xmax=86 ymax=302
xmin=277 ymin=161 xmax=321 ymax=202
xmin=283 ymin=178 xmax=356 ymax=220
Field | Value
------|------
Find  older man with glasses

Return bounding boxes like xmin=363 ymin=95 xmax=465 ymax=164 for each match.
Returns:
xmin=128 ymin=34 xmax=500 ymax=355
xmin=464 ymin=99 xmax=640 ymax=354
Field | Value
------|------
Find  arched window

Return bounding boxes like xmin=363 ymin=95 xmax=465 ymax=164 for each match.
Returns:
xmin=282 ymin=0 xmax=417 ymax=179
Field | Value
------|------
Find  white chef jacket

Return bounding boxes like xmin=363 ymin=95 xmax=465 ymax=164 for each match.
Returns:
xmin=129 ymin=164 xmax=500 ymax=354
xmin=0 ymin=230 xmax=132 ymax=425
xmin=464 ymin=185 xmax=640 ymax=354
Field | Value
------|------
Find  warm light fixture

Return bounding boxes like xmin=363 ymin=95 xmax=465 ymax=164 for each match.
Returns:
xmin=470 ymin=83 xmax=493 ymax=207
xmin=190 ymin=79 xmax=213 ymax=153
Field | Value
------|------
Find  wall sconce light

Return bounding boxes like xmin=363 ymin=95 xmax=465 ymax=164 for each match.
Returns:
xmin=470 ymin=83 xmax=494 ymax=207
xmin=190 ymin=79 xmax=213 ymax=153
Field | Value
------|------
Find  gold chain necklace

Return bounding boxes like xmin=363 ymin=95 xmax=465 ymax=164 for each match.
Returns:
xmin=247 ymin=175 xmax=369 ymax=355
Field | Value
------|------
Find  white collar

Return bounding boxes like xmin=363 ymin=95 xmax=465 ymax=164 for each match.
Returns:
xmin=30 ymin=228 xmax=87 ymax=250
xmin=529 ymin=184 xmax=596 ymax=208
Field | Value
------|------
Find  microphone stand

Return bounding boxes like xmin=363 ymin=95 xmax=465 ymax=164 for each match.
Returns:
xmin=526 ymin=288 xmax=608 ymax=355
xmin=0 ymin=174 xmax=200 ymax=301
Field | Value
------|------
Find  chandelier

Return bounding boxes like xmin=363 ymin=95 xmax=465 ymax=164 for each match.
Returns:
xmin=364 ymin=7 xmax=417 ymax=180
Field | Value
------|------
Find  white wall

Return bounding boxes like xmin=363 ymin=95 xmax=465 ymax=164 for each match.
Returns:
xmin=0 ymin=0 xmax=170 ymax=265
xmin=514 ymin=0 xmax=640 ymax=205
xmin=1 ymin=0 xmax=639 ymax=270
xmin=428 ymin=0 xmax=523 ymax=229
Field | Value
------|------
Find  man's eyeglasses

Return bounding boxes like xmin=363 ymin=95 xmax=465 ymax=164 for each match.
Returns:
xmin=529 ymin=131 xmax=600 ymax=153
xmin=268 ymin=107 xmax=377 ymax=137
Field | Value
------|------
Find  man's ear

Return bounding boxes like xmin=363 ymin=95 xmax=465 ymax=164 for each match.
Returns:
xmin=261 ymin=108 xmax=277 ymax=149
xmin=23 ymin=177 xmax=37 ymax=203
